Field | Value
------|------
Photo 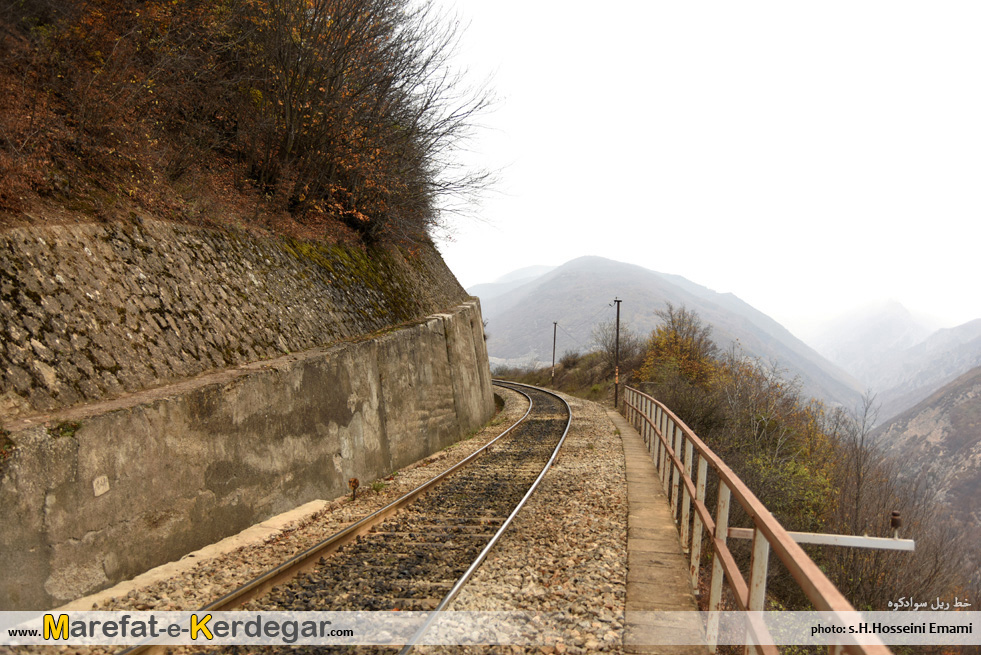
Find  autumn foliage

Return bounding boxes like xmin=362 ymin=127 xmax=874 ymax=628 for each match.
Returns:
xmin=634 ymin=304 xmax=975 ymax=615
xmin=639 ymin=303 xmax=719 ymax=390
xmin=0 ymin=0 xmax=489 ymax=242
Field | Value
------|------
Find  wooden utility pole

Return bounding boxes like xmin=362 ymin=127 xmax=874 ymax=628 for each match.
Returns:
xmin=614 ymin=298 xmax=622 ymax=408
xmin=551 ymin=322 xmax=557 ymax=381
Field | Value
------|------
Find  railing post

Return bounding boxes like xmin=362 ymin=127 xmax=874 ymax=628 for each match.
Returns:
xmin=707 ymin=481 xmax=732 ymax=653
xmin=646 ymin=401 xmax=653 ymax=452
xmin=643 ymin=397 xmax=650 ymax=450
xmin=657 ymin=412 xmax=666 ymax=487
xmin=664 ymin=421 xmax=673 ymax=492
xmin=689 ymin=454 xmax=708 ymax=592
xmin=650 ymin=400 xmax=656 ymax=455
xmin=680 ymin=434 xmax=693 ymax=552
xmin=637 ymin=394 xmax=643 ymax=442
xmin=671 ymin=424 xmax=682 ymax=522
xmin=748 ymin=528 xmax=770 ymax=611
xmin=745 ymin=527 xmax=771 ymax=655
xmin=666 ymin=421 xmax=675 ymax=505
xmin=654 ymin=405 xmax=662 ymax=465
xmin=649 ymin=399 xmax=655 ymax=452
xmin=660 ymin=408 xmax=668 ymax=463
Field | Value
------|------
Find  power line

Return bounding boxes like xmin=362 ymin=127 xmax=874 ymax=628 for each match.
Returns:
xmin=564 ymin=303 xmax=614 ymax=333
xmin=556 ymin=324 xmax=591 ymax=352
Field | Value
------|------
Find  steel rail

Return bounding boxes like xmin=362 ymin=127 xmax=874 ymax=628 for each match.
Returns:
xmin=397 ymin=380 xmax=573 ymax=653
xmin=117 ymin=381 xmax=535 ymax=655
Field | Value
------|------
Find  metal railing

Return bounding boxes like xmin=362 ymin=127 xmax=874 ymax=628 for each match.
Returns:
xmin=623 ymin=386 xmax=893 ymax=655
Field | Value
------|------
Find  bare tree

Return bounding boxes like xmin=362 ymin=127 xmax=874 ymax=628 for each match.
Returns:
xmin=234 ymin=0 xmax=493 ymax=239
xmin=653 ymin=302 xmax=719 ymax=363
xmin=821 ymin=396 xmax=973 ymax=610
xmin=591 ymin=319 xmax=641 ymax=372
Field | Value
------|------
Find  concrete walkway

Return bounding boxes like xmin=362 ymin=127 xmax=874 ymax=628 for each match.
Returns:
xmin=608 ymin=410 xmax=710 ymax=655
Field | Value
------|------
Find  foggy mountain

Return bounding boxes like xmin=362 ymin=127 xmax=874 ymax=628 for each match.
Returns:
xmin=472 ymin=256 xmax=864 ymax=409
xmin=811 ymin=304 xmax=981 ymax=421
xmin=467 ymin=265 xmax=557 ymax=301
xmin=870 ymin=320 xmax=981 ymax=421
xmin=873 ymin=365 xmax=981 ymax=527
xmin=810 ymin=301 xmax=936 ymax=378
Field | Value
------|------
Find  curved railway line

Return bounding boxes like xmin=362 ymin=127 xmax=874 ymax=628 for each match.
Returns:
xmin=121 ymin=381 xmax=572 ymax=654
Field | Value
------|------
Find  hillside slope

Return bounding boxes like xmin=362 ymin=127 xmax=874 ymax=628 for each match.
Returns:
xmin=874 ymin=366 xmax=981 ymax=526
xmin=0 ymin=2 xmax=485 ymax=243
xmin=478 ymin=256 xmax=863 ymax=408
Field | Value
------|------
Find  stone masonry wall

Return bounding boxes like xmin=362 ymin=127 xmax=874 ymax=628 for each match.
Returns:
xmin=0 ymin=217 xmax=468 ymax=419
xmin=0 ymin=218 xmax=495 ymax=610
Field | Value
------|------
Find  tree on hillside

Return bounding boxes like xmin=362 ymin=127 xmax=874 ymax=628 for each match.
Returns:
xmin=639 ymin=303 xmax=719 ymax=388
xmin=0 ymin=0 xmax=491 ymax=241
xmin=232 ymin=0 xmax=491 ymax=238
xmin=712 ymin=352 xmax=836 ymax=531
xmin=591 ymin=319 xmax=641 ymax=372
xmin=636 ymin=304 xmax=723 ymax=433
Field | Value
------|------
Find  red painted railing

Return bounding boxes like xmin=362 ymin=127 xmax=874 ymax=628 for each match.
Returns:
xmin=624 ymin=386 xmax=893 ymax=655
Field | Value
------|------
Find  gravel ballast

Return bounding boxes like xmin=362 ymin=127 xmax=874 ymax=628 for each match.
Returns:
xmin=423 ymin=391 xmax=628 ymax=654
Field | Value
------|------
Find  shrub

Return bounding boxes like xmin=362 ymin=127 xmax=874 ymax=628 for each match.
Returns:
xmin=559 ymin=350 xmax=581 ymax=368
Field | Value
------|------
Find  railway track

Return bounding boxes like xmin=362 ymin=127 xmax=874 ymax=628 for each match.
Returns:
xmin=122 ymin=381 xmax=571 ymax=654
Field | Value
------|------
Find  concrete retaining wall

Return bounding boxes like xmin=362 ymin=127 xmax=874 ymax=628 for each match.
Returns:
xmin=0 ymin=300 xmax=493 ymax=610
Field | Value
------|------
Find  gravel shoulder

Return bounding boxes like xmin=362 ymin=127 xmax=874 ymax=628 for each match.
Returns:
xmin=423 ymin=391 xmax=628 ymax=655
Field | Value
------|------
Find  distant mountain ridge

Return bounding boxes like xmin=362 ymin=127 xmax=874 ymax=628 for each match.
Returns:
xmin=870 ymin=320 xmax=981 ymax=420
xmin=467 ymin=265 xmax=556 ymax=301
xmin=811 ymin=301 xmax=935 ymax=376
xmin=811 ymin=303 xmax=981 ymax=421
xmin=472 ymin=256 xmax=864 ymax=409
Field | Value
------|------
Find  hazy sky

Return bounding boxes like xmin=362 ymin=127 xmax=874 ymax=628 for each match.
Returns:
xmin=434 ymin=1 xmax=981 ymax=339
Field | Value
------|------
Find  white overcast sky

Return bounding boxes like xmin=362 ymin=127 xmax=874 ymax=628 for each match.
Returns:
xmin=434 ymin=1 xmax=981 ymax=338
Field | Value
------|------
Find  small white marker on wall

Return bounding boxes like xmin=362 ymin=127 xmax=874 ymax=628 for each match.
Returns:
xmin=93 ymin=475 xmax=110 ymax=497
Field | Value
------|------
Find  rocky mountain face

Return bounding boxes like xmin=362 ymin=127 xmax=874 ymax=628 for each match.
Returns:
xmin=873 ymin=366 xmax=981 ymax=526
xmin=811 ymin=303 xmax=981 ymax=421
xmin=472 ymin=256 xmax=864 ymax=409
